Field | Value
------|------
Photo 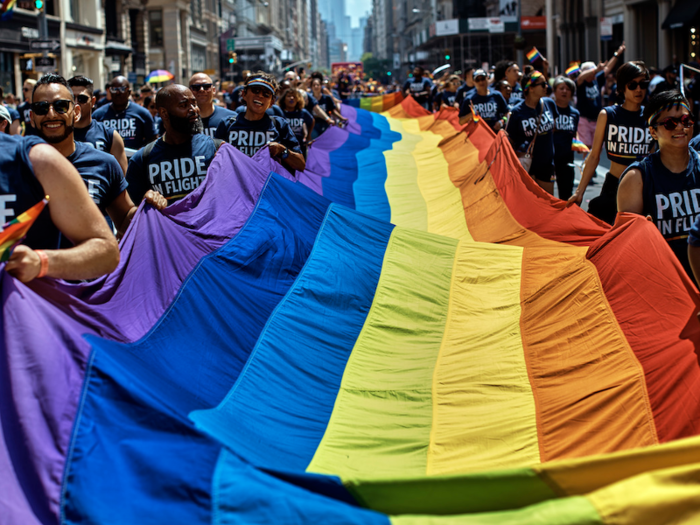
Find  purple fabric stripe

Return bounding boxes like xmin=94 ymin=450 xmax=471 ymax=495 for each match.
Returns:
xmin=298 ymin=127 xmax=351 ymax=197
xmin=0 ymin=144 xmax=286 ymax=525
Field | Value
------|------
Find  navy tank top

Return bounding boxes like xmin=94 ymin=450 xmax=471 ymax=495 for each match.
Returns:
xmin=603 ymin=105 xmax=652 ymax=166
xmin=0 ymin=134 xmax=61 ymax=249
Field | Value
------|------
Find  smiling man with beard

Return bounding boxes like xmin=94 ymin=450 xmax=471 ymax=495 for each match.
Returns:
xmin=30 ymin=74 xmax=165 ymax=238
xmin=127 ymin=84 xmax=222 ymax=204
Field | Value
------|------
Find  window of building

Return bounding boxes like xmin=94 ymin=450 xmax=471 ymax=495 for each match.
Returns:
xmin=149 ymin=10 xmax=164 ymax=47
xmin=105 ymin=0 xmax=119 ymax=39
xmin=69 ymin=0 xmax=80 ymax=23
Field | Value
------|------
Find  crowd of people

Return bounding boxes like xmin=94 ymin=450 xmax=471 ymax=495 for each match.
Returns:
xmin=3 ymin=52 xmax=700 ymax=284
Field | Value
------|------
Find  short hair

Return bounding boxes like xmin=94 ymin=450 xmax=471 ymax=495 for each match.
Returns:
xmin=493 ymin=60 xmax=515 ymax=83
xmin=414 ymin=66 xmax=424 ymax=75
xmin=244 ymin=71 xmax=278 ymax=95
xmin=24 ymin=79 xmax=37 ymax=87
xmin=643 ymin=90 xmax=690 ymax=127
xmin=155 ymin=84 xmax=184 ymax=109
xmin=580 ymin=61 xmax=596 ymax=72
xmin=142 ymin=95 xmax=155 ymax=108
xmin=553 ymin=75 xmax=576 ymax=95
xmin=277 ymin=87 xmax=304 ymax=111
xmin=67 ymin=75 xmax=94 ymax=96
xmin=140 ymin=84 xmax=154 ymax=93
xmin=33 ymin=73 xmax=73 ymax=100
xmin=310 ymin=71 xmax=324 ymax=82
xmin=616 ymin=61 xmax=649 ymax=96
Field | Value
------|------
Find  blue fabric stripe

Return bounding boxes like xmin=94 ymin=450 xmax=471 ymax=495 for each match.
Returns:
xmin=61 ymin=174 xmax=331 ymax=525
xmin=353 ymin=112 xmax=401 ymax=221
xmin=213 ymin=450 xmax=389 ymax=525
xmin=190 ymin=205 xmax=394 ymax=472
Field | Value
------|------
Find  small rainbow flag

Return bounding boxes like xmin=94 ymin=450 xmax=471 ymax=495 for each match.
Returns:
xmin=0 ymin=196 xmax=49 ymax=262
xmin=565 ymin=63 xmax=580 ymax=76
xmin=526 ymin=47 xmax=542 ymax=63
xmin=572 ymin=138 xmax=590 ymax=153
xmin=0 ymin=0 xmax=17 ymax=20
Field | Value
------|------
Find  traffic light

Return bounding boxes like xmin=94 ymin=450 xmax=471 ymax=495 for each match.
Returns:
xmin=444 ymin=50 xmax=451 ymax=60
xmin=387 ymin=71 xmax=392 ymax=76
xmin=228 ymin=51 xmax=237 ymax=64
xmin=34 ymin=0 xmax=44 ymax=10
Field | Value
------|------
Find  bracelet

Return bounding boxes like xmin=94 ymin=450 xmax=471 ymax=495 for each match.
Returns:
xmin=35 ymin=249 xmax=49 ymax=278
xmin=613 ymin=52 xmax=618 ymax=57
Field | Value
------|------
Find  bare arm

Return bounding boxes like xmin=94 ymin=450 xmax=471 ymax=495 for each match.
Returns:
xmin=110 ymin=130 xmax=128 ymax=174
xmin=568 ymin=109 xmax=607 ymax=206
xmin=5 ymin=144 xmax=119 ymax=282
xmin=689 ymin=245 xmax=700 ymax=285
xmin=616 ymin=169 xmax=644 ymax=214
xmin=604 ymin=43 xmax=626 ymax=76
xmin=108 ymin=189 xmax=167 ymax=237
xmin=269 ymin=142 xmax=305 ymax=172
xmin=312 ymin=105 xmax=332 ymax=123
xmin=577 ymin=63 xmax=604 ymax=85
xmin=10 ymin=119 xmax=21 ymax=135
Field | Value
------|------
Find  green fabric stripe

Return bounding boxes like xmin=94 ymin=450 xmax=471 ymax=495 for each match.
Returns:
xmin=343 ymin=467 xmax=558 ymax=516
xmin=360 ymin=97 xmax=373 ymax=110
xmin=306 ymin=227 xmax=457 ymax=477
xmin=389 ymin=496 xmax=603 ymax=524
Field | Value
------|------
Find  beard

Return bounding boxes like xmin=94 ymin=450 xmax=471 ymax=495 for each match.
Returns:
xmin=168 ymin=113 xmax=203 ymax=136
xmin=38 ymin=121 xmax=73 ymax=144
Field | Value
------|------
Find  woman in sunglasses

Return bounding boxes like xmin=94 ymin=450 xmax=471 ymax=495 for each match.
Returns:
xmin=568 ymin=61 xmax=653 ymax=223
xmin=214 ymin=71 xmax=305 ymax=172
xmin=617 ymin=90 xmax=699 ymax=280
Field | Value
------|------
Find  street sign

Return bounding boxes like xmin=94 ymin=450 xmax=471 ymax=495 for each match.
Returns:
xmin=29 ymin=39 xmax=60 ymax=51
xmin=21 ymin=27 xmax=40 ymax=39
xmin=226 ymin=39 xmax=235 ymax=52
xmin=35 ymin=56 xmax=55 ymax=73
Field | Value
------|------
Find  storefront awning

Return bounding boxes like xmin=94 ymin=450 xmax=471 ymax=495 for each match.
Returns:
xmin=105 ymin=40 xmax=133 ymax=55
xmin=662 ymin=0 xmax=700 ymax=30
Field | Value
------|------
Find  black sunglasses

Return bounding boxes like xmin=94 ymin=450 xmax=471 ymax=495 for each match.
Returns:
xmin=189 ymin=83 xmax=213 ymax=92
xmin=31 ymin=99 xmax=73 ymax=116
xmin=627 ymin=80 xmax=650 ymax=91
xmin=654 ymin=114 xmax=694 ymax=131
xmin=249 ymin=86 xmax=272 ymax=98
xmin=75 ymin=94 xmax=91 ymax=105
xmin=109 ymin=86 xmax=128 ymax=94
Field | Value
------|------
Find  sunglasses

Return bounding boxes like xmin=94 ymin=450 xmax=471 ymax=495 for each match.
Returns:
xmin=531 ymin=82 xmax=547 ymax=88
xmin=249 ymin=86 xmax=272 ymax=98
xmin=189 ymin=83 xmax=213 ymax=92
xmin=31 ymin=99 xmax=73 ymax=116
xmin=109 ymin=86 xmax=128 ymax=94
xmin=23 ymin=87 xmax=30 ymax=92
xmin=627 ymin=80 xmax=650 ymax=91
xmin=654 ymin=113 xmax=694 ymax=131
xmin=474 ymin=77 xmax=487 ymax=82
xmin=75 ymin=94 xmax=91 ymax=105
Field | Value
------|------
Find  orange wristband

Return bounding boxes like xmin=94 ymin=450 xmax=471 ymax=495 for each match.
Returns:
xmin=35 ymin=250 xmax=49 ymax=278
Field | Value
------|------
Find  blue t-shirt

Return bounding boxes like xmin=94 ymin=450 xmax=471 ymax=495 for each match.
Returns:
xmin=282 ymin=108 xmax=314 ymax=145
xmin=314 ymin=93 xmax=335 ymax=115
xmin=403 ymin=77 xmax=432 ymax=106
xmin=5 ymin=105 xmax=20 ymax=124
xmin=126 ymin=134 xmax=219 ymax=203
xmin=305 ymin=92 xmax=318 ymax=113
xmin=437 ymin=91 xmax=458 ymax=107
xmin=509 ymin=83 xmax=524 ymax=104
xmin=624 ymin=149 xmax=700 ymax=278
xmin=506 ymin=98 xmax=559 ymax=180
xmin=68 ymin=141 xmax=127 ymax=215
xmin=455 ymin=83 xmax=473 ymax=107
xmin=689 ymin=134 xmax=700 ymax=153
xmin=214 ymin=112 xmax=301 ymax=158
xmin=73 ymin=119 xmax=115 ymax=153
xmin=460 ymin=91 xmax=509 ymax=128
xmin=553 ymin=104 xmax=580 ymax=164
xmin=17 ymin=101 xmax=38 ymax=136
xmin=92 ymin=101 xmax=156 ymax=150
xmin=603 ymin=105 xmax=652 ymax=166
xmin=0 ymin=134 xmax=60 ymax=249
xmin=576 ymin=70 xmax=606 ymax=121
xmin=235 ymin=105 xmax=286 ymax=119
xmin=202 ymin=105 xmax=236 ymax=139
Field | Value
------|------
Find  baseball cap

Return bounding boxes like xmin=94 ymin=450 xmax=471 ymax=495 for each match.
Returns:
xmin=245 ymin=78 xmax=276 ymax=95
xmin=0 ymin=105 xmax=11 ymax=126
xmin=473 ymin=69 xmax=488 ymax=80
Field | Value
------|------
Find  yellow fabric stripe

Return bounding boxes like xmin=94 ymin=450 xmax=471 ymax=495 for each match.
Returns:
xmin=588 ymin=462 xmax=700 ymax=524
xmin=427 ymin=241 xmax=540 ymax=475
xmin=404 ymin=117 xmax=473 ymax=241
xmin=306 ymin=227 xmax=458 ymax=478
xmin=383 ymin=117 xmax=429 ymax=231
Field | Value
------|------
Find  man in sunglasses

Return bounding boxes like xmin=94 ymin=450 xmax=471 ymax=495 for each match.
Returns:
xmin=188 ymin=72 xmax=235 ymax=138
xmin=30 ymin=74 xmax=165 ymax=239
xmin=618 ymin=90 xmax=700 ymax=281
xmin=458 ymin=69 xmax=509 ymax=130
xmin=127 ymin=84 xmax=220 ymax=203
xmin=68 ymin=76 xmax=128 ymax=174
xmin=92 ymin=76 xmax=157 ymax=150
xmin=17 ymin=79 xmax=37 ymax=136
xmin=214 ymin=72 xmax=305 ymax=172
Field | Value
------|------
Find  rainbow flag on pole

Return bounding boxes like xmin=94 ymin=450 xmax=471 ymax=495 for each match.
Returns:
xmin=565 ymin=62 xmax=581 ymax=76
xmin=526 ymin=47 xmax=542 ymax=63
xmin=0 ymin=196 xmax=49 ymax=261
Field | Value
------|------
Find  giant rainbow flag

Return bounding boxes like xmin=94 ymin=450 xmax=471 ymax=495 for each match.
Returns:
xmin=2 ymin=94 xmax=700 ymax=525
